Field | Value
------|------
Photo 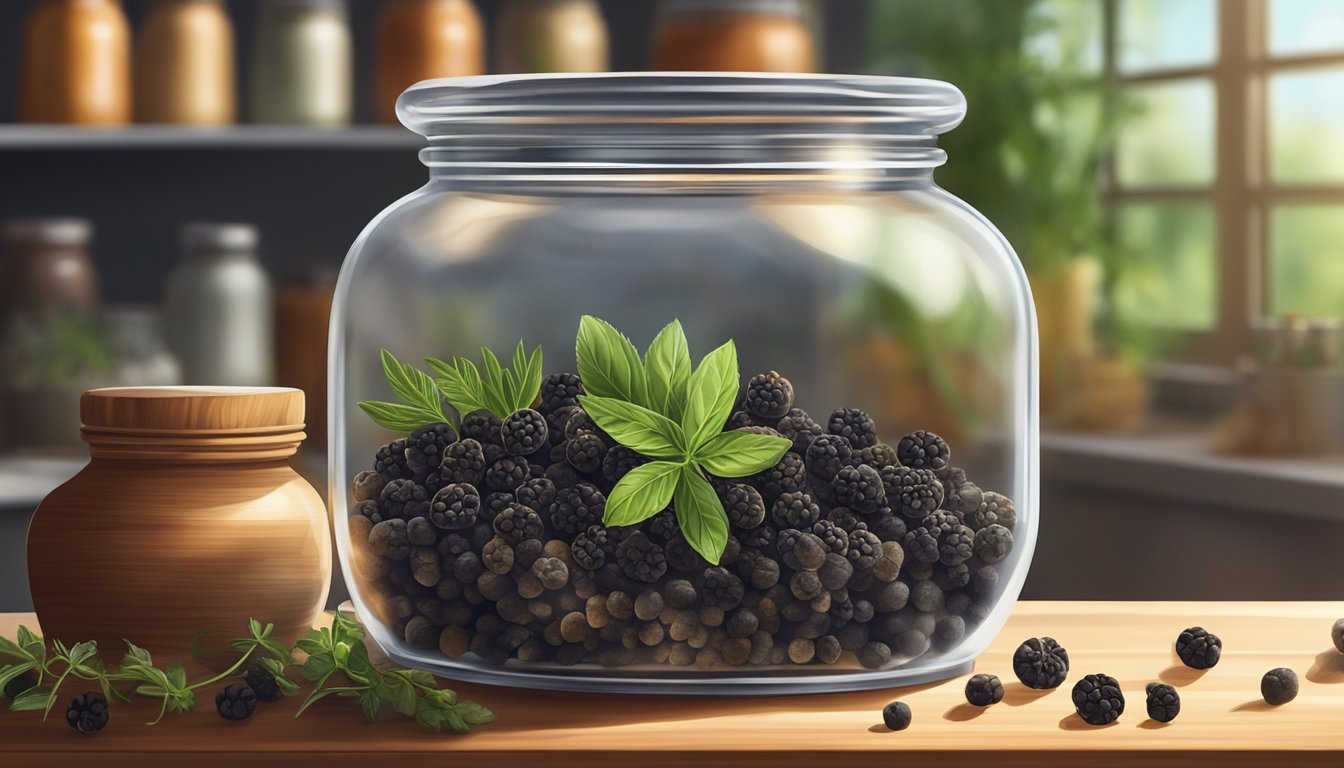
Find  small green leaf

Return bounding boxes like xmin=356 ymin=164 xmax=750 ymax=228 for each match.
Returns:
xmin=604 ymin=461 xmax=683 ymax=527
xmin=427 ymin=356 xmax=490 ymax=417
xmin=673 ymin=466 xmax=730 ymax=565
xmin=645 ymin=320 xmax=692 ymax=421
xmin=454 ymin=700 xmax=496 ymax=725
xmin=0 ymin=662 xmax=34 ymax=692
xmin=378 ymin=673 xmax=417 ymax=717
xmin=360 ymin=689 xmax=382 ymax=723
xmin=301 ymin=653 xmax=336 ymax=682
xmin=478 ymin=347 xmax=511 ymax=416
xmin=165 ymin=662 xmax=187 ymax=691
xmin=0 ymin=635 xmax=31 ymax=664
xmin=579 ymin=395 xmax=687 ymax=459
xmin=694 ymin=430 xmax=792 ymax=478
xmin=66 ymin=641 xmax=98 ymax=667
xmin=576 ymin=315 xmax=649 ymax=407
xmin=380 ymin=350 xmax=447 ymax=423
xmin=357 ymin=400 xmax=440 ymax=433
xmin=9 ymin=686 xmax=51 ymax=712
xmin=121 ymin=640 xmax=153 ymax=668
xmin=681 ymin=339 xmax=739 ymax=452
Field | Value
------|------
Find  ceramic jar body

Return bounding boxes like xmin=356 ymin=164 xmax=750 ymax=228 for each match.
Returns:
xmin=21 ymin=0 xmax=132 ymax=124
xmin=251 ymin=0 xmax=353 ymax=126
xmin=136 ymin=0 xmax=235 ymax=124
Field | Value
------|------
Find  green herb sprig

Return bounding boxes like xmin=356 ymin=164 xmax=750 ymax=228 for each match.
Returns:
xmin=575 ymin=316 xmax=791 ymax=564
xmin=294 ymin=613 xmax=493 ymax=733
xmin=0 ymin=618 xmax=492 ymax=734
xmin=358 ymin=350 xmax=453 ymax=433
xmin=427 ymin=340 xmax=542 ymax=421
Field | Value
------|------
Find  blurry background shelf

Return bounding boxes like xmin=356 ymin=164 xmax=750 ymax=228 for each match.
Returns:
xmin=0 ymin=125 xmax=423 ymax=152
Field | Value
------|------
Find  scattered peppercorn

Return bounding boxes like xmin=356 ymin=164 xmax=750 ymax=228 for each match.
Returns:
xmin=65 ymin=692 xmax=109 ymax=734
xmin=1072 ymin=673 xmax=1124 ymax=725
xmin=881 ymin=700 xmax=913 ymax=731
xmin=1175 ymin=626 xmax=1222 ymax=670
xmin=1013 ymin=637 xmax=1070 ymax=689
xmin=215 ymin=684 xmax=258 ymax=721
xmin=1145 ymin=682 xmax=1180 ymax=722
xmin=965 ymin=673 xmax=1005 ymax=706
xmin=1332 ymin=618 xmax=1344 ymax=654
xmin=244 ymin=666 xmax=283 ymax=702
xmin=1261 ymin=667 xmax=1298 ymax=705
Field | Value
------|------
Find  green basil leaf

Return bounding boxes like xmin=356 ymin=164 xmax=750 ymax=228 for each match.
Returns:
xmin=17 ymin=626 xmax=43 ymax=664
xmin=379 ymin=673 xmax=417 ymax=717
xmin=0 ymin=635 xmax=30 ymax=663
xmin=673 ymin=466 xmax=730 ymax=565
xmin=681 ymin=339 xmax=739 ymax=452
xmin=578 ymin=395 xmax=686 ymax=459
xmin=576 ymin=315 xmax=649 ymax=407
xmin=0 ymin=662 xmax=34 ymax=692
xmin=165 ymin=662 xmax=187 ymax=690
xmin=357 ymin=401 xmax=440 ymax=434
xmin=603 ymin=460 xmax=682 ymax=527
xmin=478 ymin=347 xmax=511 ymax=417
xmin=443 ymin=709 xmax=469 ymax=733
xmin=427 ymin=356 xmax=490 ymax=417
xmin=694 ymin=430 xmax=792 ymax=478
xmin=300 ymin=653 xmax=336 ymax=682
xmin=9 ymin=686 xmax=51 ymax=712
xmin=381 ymin=350 xmax=446 ymax=421
xmin=360 ymin=689 xmax=382 ymax=723
xmin=454 ymin=700 xmax=496 ymax=725
xmin=522 ymin=344 xmax=543 ymax=409
xmin=644 ymin=320 xmax=692 ymax=421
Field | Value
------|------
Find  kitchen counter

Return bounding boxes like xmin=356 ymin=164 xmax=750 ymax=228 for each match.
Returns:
xmin=3 ymin=602 xmax=1343 ymax=767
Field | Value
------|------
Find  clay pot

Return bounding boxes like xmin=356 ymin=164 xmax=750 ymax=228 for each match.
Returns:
xmin=28 ymin=387 xmax=331 ymax=665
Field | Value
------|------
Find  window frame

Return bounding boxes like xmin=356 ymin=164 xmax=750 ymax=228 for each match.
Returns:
xmin=1101 ymin=0 xmax=1344 ymax=367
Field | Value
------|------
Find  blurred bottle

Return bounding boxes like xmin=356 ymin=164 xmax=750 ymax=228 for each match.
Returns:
xmin=136 ymin=0 xmax=235 ymax=125
xmin=495 ymin=0 xmax=609 ymax=74
xmin=165 ymin=224 xmax=274 ymax=386
xmin=20 ymin=0 xmax=132 ymax=125
xmin=252 ymin=0 xmax=354 ymax=126
xmin=375 ymin=0 xmax=485 ymax=123
xmin=652 ymin=0 xmax=816 ymax=72
xmin=103 ymin=307 xmax=182 ymax=386
xmin=274 ymin=271 xmax=336 ymax=445
xmin=0 ymin=219 xmax=106 ymax=451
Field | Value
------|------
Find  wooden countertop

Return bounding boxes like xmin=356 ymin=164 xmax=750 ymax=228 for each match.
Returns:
xmin=3 ymin=601 xmax=1344 ymax=767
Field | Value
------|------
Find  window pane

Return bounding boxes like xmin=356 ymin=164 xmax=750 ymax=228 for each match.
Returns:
xmin=1270 ymin=68 xmax=1344 ymax=184
xmin=1118 ymin=0 xmax=1217 ymax=73
xmin=1024 ymin=0 xmax=1104 ymax=76
xmin=1270 ymin=0 xmax=1344 ymax=56
xmin=1116 ymin=80 xmax=1216 ymax=186
xmin=1114 ymin=203 xmax=1216 ymax=329
xmin=1270 ymin=205 xmax=1344 ymax=317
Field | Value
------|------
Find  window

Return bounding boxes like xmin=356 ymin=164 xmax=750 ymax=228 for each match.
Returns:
xmin=1104 ymin=0 xmax=1344 ymax=365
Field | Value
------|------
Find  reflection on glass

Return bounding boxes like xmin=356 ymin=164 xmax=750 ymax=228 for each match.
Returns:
xmin=1116 ymin=79 xmax=1216 ymax=187
xmin=1270 ymin=205 xmax=1344 ymax=317
xmin=1269 ymin=0 xmax=1344 ymax=56
xmin=1270 ymin=68 xmax=1344 ymax=184
xmin=1114 ymin=203 xmax=1216 ymax=329
xmin=1118 ymin=0 xmax=1216 ymax=73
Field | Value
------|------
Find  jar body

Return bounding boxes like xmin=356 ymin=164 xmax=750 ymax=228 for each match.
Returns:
xmin=652 ymin=0 xmax=815 ymax=72
xmin=166 ymin=243 xmax=274 ymax=386
xmin=20 ymin=0 xmax=131 ymax=124
xmin=251 ymin=0 xmax=353 ymax=126
xmin=331 ymin=75 xmax=1037 ymax=694
xmin=136 ymin=0 xmax=235 ymax=125
xmin=495 ymin=0 xmax=609 ymax=74
xmin=375 ymin=0 xmax=485 ymax=123
xmin=29 ymin=459 xmax=330 ymax=661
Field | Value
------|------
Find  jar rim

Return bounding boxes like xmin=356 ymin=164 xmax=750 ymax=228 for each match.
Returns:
xmin=397 ymin=72 xmax=967 ymax=139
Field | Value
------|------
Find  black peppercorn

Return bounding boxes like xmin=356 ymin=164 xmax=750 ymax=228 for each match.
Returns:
xmin=379 ymin=478 xmax=430 ymax=520
xmin=215 ymin=684 xmax=258 ymax=721
xmin=1261 ymin=667 xmax=1298 ymax=705
xmin=1175 ymin=626 xmax=1222 ymax=670
xmin=743 ymin=371 xmax=794 ymax=420
xmin=881 ymin=700 xmax=912 ymax=731
xmin=1145 ymin=682 xmax=1180 ymax=722
xmin=965 ymin=673 xmax=1005 ymax=706
xmin=805 ymin=434 xmax=852 ymax=481
xmin=243 ymin=666 xmax=282 ymax=702
xmin=1012 ymin=636 xmax=1070 ymax=689
xmin=65 ymin=692 xmax=109 ymax=734
xmin=896 ymin=430 xmax=951 ymax=477
xmin=1072 ymin=673 xmax=1124 ymax=725
xmin=831 ymin=464 xmax=886 ymax=515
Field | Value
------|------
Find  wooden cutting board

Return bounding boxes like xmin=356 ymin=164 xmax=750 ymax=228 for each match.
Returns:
xmin=3 ymin=601 xmax=1343 ymax=767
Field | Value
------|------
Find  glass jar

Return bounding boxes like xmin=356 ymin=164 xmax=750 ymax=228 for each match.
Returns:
xmin=329 ymin=74 xmax=1038 ymax=694
xmin=20 ymin=0 xmax=132 ymax=124
xmin=652 ymin=0 xmax=816 ymax=72
xmin=251 ymin=0 xmax=353 ymax=126
xmin=374 ymin=0 xmax=485 ymax=124
xmin=495 ymin=0 xmax=609 ymax=74
xmin=135 ymin=0 xmax=235 ymax=125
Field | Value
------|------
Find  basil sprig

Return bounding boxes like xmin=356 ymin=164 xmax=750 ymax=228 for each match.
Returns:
xmin=577 ymin=316 xmax=790 ymax=564
xmin=358 ymin=350 xmax=452 ymax=433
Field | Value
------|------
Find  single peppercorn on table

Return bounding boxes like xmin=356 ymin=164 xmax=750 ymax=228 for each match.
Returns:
xmin=3 ymin=602 xmax=1344 ymax=767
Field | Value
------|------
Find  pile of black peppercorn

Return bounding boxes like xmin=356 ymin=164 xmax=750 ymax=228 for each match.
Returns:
xmin=348 ymin=368 xmax=1018 ymax=672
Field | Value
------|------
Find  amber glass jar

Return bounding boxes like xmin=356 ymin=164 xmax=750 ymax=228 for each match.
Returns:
xmin=374 ymin=0 xmax=485 ymax=123
xmin=20 ymin=0 xmax=132 ymax=124
xmin=28 ymin=387 xmax=331 ymax=663
xmin=652 ymin=0 xmax=815 ymax=72
xmin=135 ymin=0 xmax=235 ymax=125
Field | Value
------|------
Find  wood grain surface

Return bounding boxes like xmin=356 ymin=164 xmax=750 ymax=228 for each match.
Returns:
xmin=3 ymin=602 xmax=1343 ymax=767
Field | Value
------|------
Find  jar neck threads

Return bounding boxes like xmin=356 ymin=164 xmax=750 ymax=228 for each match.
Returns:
xmin=80 ymin=424 xmax=305 ymax=462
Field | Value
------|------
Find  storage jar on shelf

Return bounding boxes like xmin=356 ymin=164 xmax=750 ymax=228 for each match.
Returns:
xmin=251 ymin=0 xmax=353 ymax=126
xmin=20 ymin=0 xmax=132 ymax=124
xmin=136 ymin=0 xmax=236 ymax=125
xmin=375 ymin=0 xmax=485 ymax=124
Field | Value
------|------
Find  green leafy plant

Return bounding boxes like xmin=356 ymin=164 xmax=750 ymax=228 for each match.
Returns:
xmin=427 ymin=341 xmax=542 ymax=421
xmin=295 ymin=613 xmax=493 ymax=733
xmin=0 ymin=617 xmax=492 ymax=734
xmin=576 ymin=316 xmax=790 ymax=564
xmin=358 ymin=350 xmax=453 ymax=433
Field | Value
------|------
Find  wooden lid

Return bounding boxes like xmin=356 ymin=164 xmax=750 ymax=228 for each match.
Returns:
xmin=81 ymin=387 xmax=306 ymax=432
